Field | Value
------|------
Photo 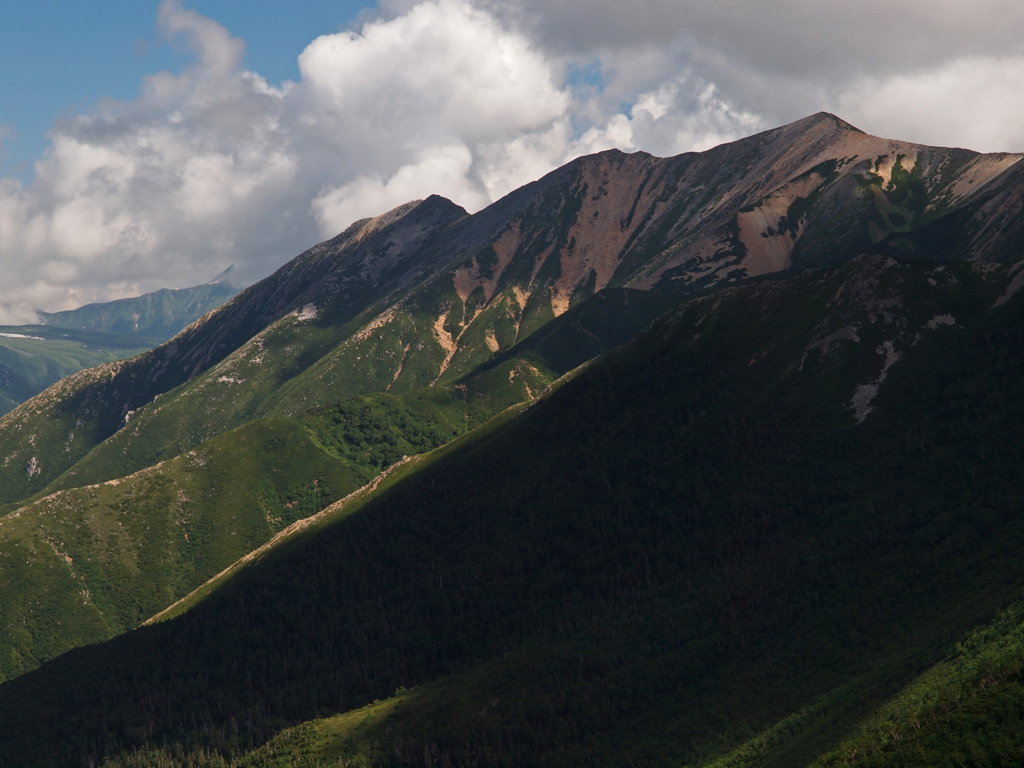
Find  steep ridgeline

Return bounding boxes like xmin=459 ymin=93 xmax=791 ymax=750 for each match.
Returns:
xmin=625 ymin=114 xmax=1024 ymax=287
xmin=3 ymin=113 xmax=1021 ymax=509
xmin=0 ymin=196 xmax=468 ymax=504
xmin=3 ymin=254 xmax=1024 ymax=766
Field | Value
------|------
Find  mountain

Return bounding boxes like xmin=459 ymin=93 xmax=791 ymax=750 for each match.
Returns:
xmin=38 ymin=267 xmax=239 ymax=340
xmin=0 ymin=114 xmax=1020 ymax=507
xmin=0 ymin=113 xmax=1023 ymax=765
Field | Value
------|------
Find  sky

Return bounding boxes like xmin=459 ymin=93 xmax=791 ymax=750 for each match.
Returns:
xmin=0 ymin=0 xmax=1023 ymax=323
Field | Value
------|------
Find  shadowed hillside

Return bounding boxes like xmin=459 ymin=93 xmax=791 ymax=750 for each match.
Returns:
xmin=1 ymin=255 xmax=1023 ymax=766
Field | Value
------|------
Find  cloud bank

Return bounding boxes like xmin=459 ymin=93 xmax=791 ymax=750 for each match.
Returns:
xmin=1 ymin=0 xmax=1023 ymax=322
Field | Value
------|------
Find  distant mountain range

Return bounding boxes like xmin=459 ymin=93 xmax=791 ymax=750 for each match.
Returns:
xmin=0 ymin=269 xmax=239 ymax=417
xmin=0 ymin=113 xmax=1022 ymax=767
xmin=37 ymin=266 xmax=238 ymax=339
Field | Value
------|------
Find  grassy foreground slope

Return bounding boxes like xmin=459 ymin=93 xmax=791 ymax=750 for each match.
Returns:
xmin=0 ymin=417 xmax=358 ymax=682
xmin=229 ymin=599 xmax=1024 ymax=768
xmin=1 ymin=255 xmax=1023 ymax=766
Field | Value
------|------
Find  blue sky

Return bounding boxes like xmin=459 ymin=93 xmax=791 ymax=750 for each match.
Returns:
xmin=0 ymin=0 xmax=1023 ymax=321
xmin=0 ymin=1 xmax=371 ymax=180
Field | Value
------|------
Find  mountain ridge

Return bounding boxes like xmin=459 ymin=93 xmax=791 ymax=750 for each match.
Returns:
xmin=1 ymin=110 xmax=1020 ymax=507
xmin=37 ymin=269 xmax=240 ymax=340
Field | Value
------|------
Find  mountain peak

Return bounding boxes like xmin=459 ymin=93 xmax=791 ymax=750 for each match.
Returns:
xmin=208 ymin=265 xmax=236 ymax=287
xmin=753 ymin=111 xmax=866 ymax=152
xmin=418 ymin=193 xmax=470 ymax=220
xmin=802 ymin=111 xmax=864 ymax=133
xmin=342 ymin=195 xmax=467 ymax=245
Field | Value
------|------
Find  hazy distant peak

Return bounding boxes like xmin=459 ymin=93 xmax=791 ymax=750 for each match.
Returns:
xmin=208 ymin=265 xmax=236 ymax=287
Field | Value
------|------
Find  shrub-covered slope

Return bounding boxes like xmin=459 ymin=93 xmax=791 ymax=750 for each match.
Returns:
xmin=0 ymin=417 xmax=358 ymax=682
xmin=0 ymin=196 xmax=469 ymax=504
xmin=2 ymin=255 xmax=1023 ymax=766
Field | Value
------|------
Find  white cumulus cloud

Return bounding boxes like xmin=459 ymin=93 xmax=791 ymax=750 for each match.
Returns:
xmin=299 ymin=0 xmax=572 ymax=234
xmin=1 ymin=0 xmax=1022 ymax=323
xmin=836 ymin=55 xmax=1024 ymax=152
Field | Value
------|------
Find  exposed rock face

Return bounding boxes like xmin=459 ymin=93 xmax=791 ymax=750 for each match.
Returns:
xmin=391 ymin=113 xmax=1022 ymax=389
xmin=620 ymin=114 xmax=1022 ymax=291
xmin=430 ymin=112 xmax=1022 ymax=318
xmin=25 ymin=457 xmax=40 ymax=478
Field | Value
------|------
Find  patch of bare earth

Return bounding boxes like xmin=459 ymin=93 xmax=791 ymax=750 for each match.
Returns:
xmin=387 ymin=343 xmax=412 ymax=391
xmin=351 ymin=307 xmax=399 ymax=344
xmin=551 ymin=155 xmax=668 ymax=315
xmin=431 ymin=310 xmax=459 ymax=383
xmin=851 ymin=340 xmax=902 ymax=423
xmin=994 ymin=260 xmax=1024 ymax=308
xmin=947 ymin=153 xmax=1024 ymax=203
xmin=452 ymin=222 xmax=524 ymax=304
xmin=737 ymin=173 xmax=824 ymax=277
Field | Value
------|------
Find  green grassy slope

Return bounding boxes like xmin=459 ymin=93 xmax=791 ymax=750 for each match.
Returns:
xmin=809 ymin=604 xmax=1024 ymax=768
xmin=32 ymin=288 xmax=675 ymax=498
xmin=232 ymin=601 xmax=1024 ymax=768
xmin=0 ymin=417 xmax=359 ymax=682
xmin=0 ymin=196 xmax=468 ymax=507
xmin=1 ymin=255 xmax=1022 ymax=766
xmin=0 ymin=288 xmax=676 ymax=684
